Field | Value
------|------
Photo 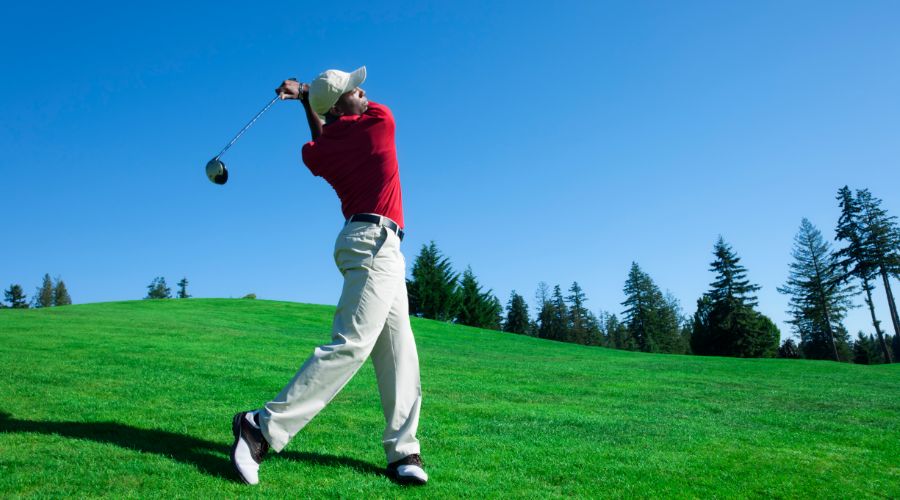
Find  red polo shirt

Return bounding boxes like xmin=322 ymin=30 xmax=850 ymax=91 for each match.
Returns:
xmin=301 ymin=102 xmax=404 ymax=228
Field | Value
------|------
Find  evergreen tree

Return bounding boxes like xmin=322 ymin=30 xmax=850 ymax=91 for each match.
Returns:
xmin=598 ymin=311 xmax=634 ymax=350
xmin=778 ymin=338 xmax=801 ymax=359
xmin=53 ymin=277 xmax=72 ymax=306
xmin=852 ymin=332 xmax=883 ymax=364
xmin=583 ymin=311 xmax=604 ymax=346
xmin=835 ymin=187 xmax=892 ymax=363
xmin=34 ymin=273 xmax=54 ymax=308
xmin=177 ymin=277 xmax=191 ymax=299
xmin=548 ymin=285 xmax=569 ymax=342
xmin=454 ymin=267 xmax=501 ymax=330
xmin=483 ymin=295 xmax=503 ymax=331
xmin=407 ymin=242 xmax=458 ymax=321
xmin=621 ymin=263 xmax=684 ymax=353
xmin=535 ymin=282 xmax=554 ymax=340
xmin=893 ymin=334 xmax=900 ymax=361
xmin=692 ymin=237 xmax=778 ymax=357
xmin=145 ymin=277 xmax=172 ymax=299
xmin=660 ymin=292 xmax=689 ymax=354
xmin=680 ymin=322 xmax=693 ymax=354
xmin=503 ymin=291 xmax=530 ymax=335
xmin=857 ymin=189 xmax=900 ymax=359
xmin=566 ymin=282 xmax=593 ymax=345
xmin=750 ymin=313 xmax=782 ymax=358
xmin=778 ymin=219 xmax=854 ymax=361
xmin=690 ymin=294 xmax=714 ymax=354
xmin=622 ymin=263 xmax=657 ymax=352
xmin=4 ymin=284 xmax=29 ymax=309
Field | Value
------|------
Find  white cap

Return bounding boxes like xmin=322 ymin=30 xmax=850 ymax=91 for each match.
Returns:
xmin=308 ymin=66 xmax=367 ymax=122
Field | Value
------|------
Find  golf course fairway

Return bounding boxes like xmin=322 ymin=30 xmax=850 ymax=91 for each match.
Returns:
xmin=1 ymin=299 xmax=897 ymax=498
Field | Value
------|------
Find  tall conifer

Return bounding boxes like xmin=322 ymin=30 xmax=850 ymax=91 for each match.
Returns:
xmin=455 ymin=267 xmax=501 ymax=330
xmin=692 ymin=237 xmax=778 ymax=357
xmin=407 ymin=242 xmax=458 ymax=321
xmin=857 ymin=189 xmax=900 ymax=361
xmin=548 ymin=285 xmax=569 ymax=342
xmin=53 ymin=278 xmax=72 ymax=306
xmin=177 ymin=277 xmax=191 ymax=299
xmin=535 ymin=282 xmax=554 ymax=340
xmin=621 ymin=263 xmax=683 ymax=353
xmin=4 ymin=284 xmax=29 ymax=309
xmin=35 ymin=274 xmax=54 ymax=308
xmin=504 ymin=291 xmax=530 ymax=335
xmin=567 ymin=282 xmax=591 ymax=345
xmin=835 ymin=187 xmax=892 ymax=363
xmin=778 ymin=219 xmax=854 ymax=361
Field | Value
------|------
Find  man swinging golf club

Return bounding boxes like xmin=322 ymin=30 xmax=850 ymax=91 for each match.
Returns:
xmin=230 ymin=66 xmax=427 ymax=486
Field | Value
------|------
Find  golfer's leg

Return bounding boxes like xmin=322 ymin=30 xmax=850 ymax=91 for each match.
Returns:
xmin=371 ymin=251 xmax=423 ymax=463
xmin=260 ymin=232 xmax=400 ymax=452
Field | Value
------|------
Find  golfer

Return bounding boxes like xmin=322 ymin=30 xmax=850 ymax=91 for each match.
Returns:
xmin=230 ymin=66 xmax=427 ymax=486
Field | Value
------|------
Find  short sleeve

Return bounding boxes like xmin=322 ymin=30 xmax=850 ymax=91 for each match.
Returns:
xmin=301 ymin=141 xmax=321 ymax=176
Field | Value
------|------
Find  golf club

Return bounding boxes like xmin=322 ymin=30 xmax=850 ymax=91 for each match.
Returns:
xmin=206 ymin=78 xmax=298 ymax=185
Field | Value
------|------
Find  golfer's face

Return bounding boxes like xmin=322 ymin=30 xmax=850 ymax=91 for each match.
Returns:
xmin=337 ymin=87 xmax=368 ymax=116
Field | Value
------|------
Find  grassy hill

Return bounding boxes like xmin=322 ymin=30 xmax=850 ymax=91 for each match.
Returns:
xmin=1 ymin=299 xmax=897 ymax=498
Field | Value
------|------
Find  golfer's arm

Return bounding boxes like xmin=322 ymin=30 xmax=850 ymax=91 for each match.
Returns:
xmin=301 ymin=100 xmax=323 ymax=141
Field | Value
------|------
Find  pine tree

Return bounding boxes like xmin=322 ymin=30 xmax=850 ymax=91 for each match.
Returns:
xmin=53 ymin=277 xmax=72 ymax=306
xmin=597 ymin=311 xmax=631 ymax=350
xmin=34 ymin=273 xmax=54 ymax=308
xmin=778 ymin=219 xmax=855 ymax=361
xmin=857 ymin=189 xmax=900 ymax=361
xmin=4 ymin=284 xmax=29 ymax=309
xmin=680 ymin=322 xmax=693 ymax=354
xmin=622 ymin=263 xmax=657 ymax=352
xmin=621 ymin=263 xmax=683 ymax=353
xmin=693 ymin=237 xmax=778 ymax=357
xmin=407 ymin=242 xmax=458 ymax=321
xmin=455 ymin=266 xmax=482 ymax=327
xmin=567 ymin=282 xmax=592 ymax=345
xmin=852 ymin=332 xmax=884 ymax=364
xmin=145 ymin=277 xmax=172 ymax=299
xmin=503 ymin=291 xmax=530 ymax=335
xmin=483 ymin=295 xmax=503 ymax=331
xmin=835 ymin=187 xmax=892 ymax=363
xmin=548 ymin=285 xmax=569 ymax=342
xmin=177 ymin=277 xmax=191 ymax=299
xmin=454 ymin=267 xmax=501 ymax=330
xmin=778 ymin=338 xmax=801 ymax=359
xmin=690 ymin=294 xmax=714 ymax=354
xmin=659 ymin=292 xmax=688 ymax=354
xmin=535 ymin=282 xmax=554 ymax=340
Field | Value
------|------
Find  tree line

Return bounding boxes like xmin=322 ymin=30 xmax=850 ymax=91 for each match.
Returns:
xmin=1 ymin=274 xmax=71 ymax=309
xmin=145 ymin=277 xmax=191 ymax=299
xmin=406 ymin=186 xmax=900 ymax=364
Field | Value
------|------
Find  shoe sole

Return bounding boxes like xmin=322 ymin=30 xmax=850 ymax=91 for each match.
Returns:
xmin=388 ymin=471 xmax=427 ymax=486
xmin=230 ymin=412 xmax=252 ymax=485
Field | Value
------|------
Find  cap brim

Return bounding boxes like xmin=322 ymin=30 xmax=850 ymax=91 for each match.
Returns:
xmin=344 ymin=66 xmax=366 ymax=92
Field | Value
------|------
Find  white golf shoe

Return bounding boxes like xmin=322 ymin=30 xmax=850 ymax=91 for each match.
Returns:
xmin=387 ymin=453 xmax=428 ymax=485
xmin=230 ymin=411 xmax=269 ymax=485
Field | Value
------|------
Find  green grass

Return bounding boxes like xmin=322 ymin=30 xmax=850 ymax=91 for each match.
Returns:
xmin=1 ymin=299 xmax=898 ymax=498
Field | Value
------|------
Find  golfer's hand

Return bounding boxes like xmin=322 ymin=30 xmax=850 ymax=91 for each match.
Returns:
xmin=275 ymin=80 xmax=307 ymax=101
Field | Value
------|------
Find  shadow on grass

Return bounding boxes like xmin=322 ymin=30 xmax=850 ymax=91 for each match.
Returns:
xmin=0 ymin=411 xmax=384 ymax=482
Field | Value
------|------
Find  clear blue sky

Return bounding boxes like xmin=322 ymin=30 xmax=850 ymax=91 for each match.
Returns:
xmin=3 ymin=1 xmax=899 ymax=341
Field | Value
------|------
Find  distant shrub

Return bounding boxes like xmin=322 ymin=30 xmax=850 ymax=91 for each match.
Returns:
xmin=242 ymin=293 xmax=256 ymax=300
xmin=145 ymin=277 xmax=172 ymax=299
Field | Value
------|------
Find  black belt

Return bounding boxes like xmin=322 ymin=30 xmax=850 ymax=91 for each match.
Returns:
xmin=346 ymin=214 xmax=405 ymax=241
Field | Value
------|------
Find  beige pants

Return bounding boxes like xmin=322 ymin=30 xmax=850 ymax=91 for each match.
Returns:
xmin=259 ymin=221 xmax=422 ymax=463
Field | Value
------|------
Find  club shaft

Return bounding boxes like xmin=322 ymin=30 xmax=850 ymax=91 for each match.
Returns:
xmin=214 ymin=95 xmax=281 ymax=161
